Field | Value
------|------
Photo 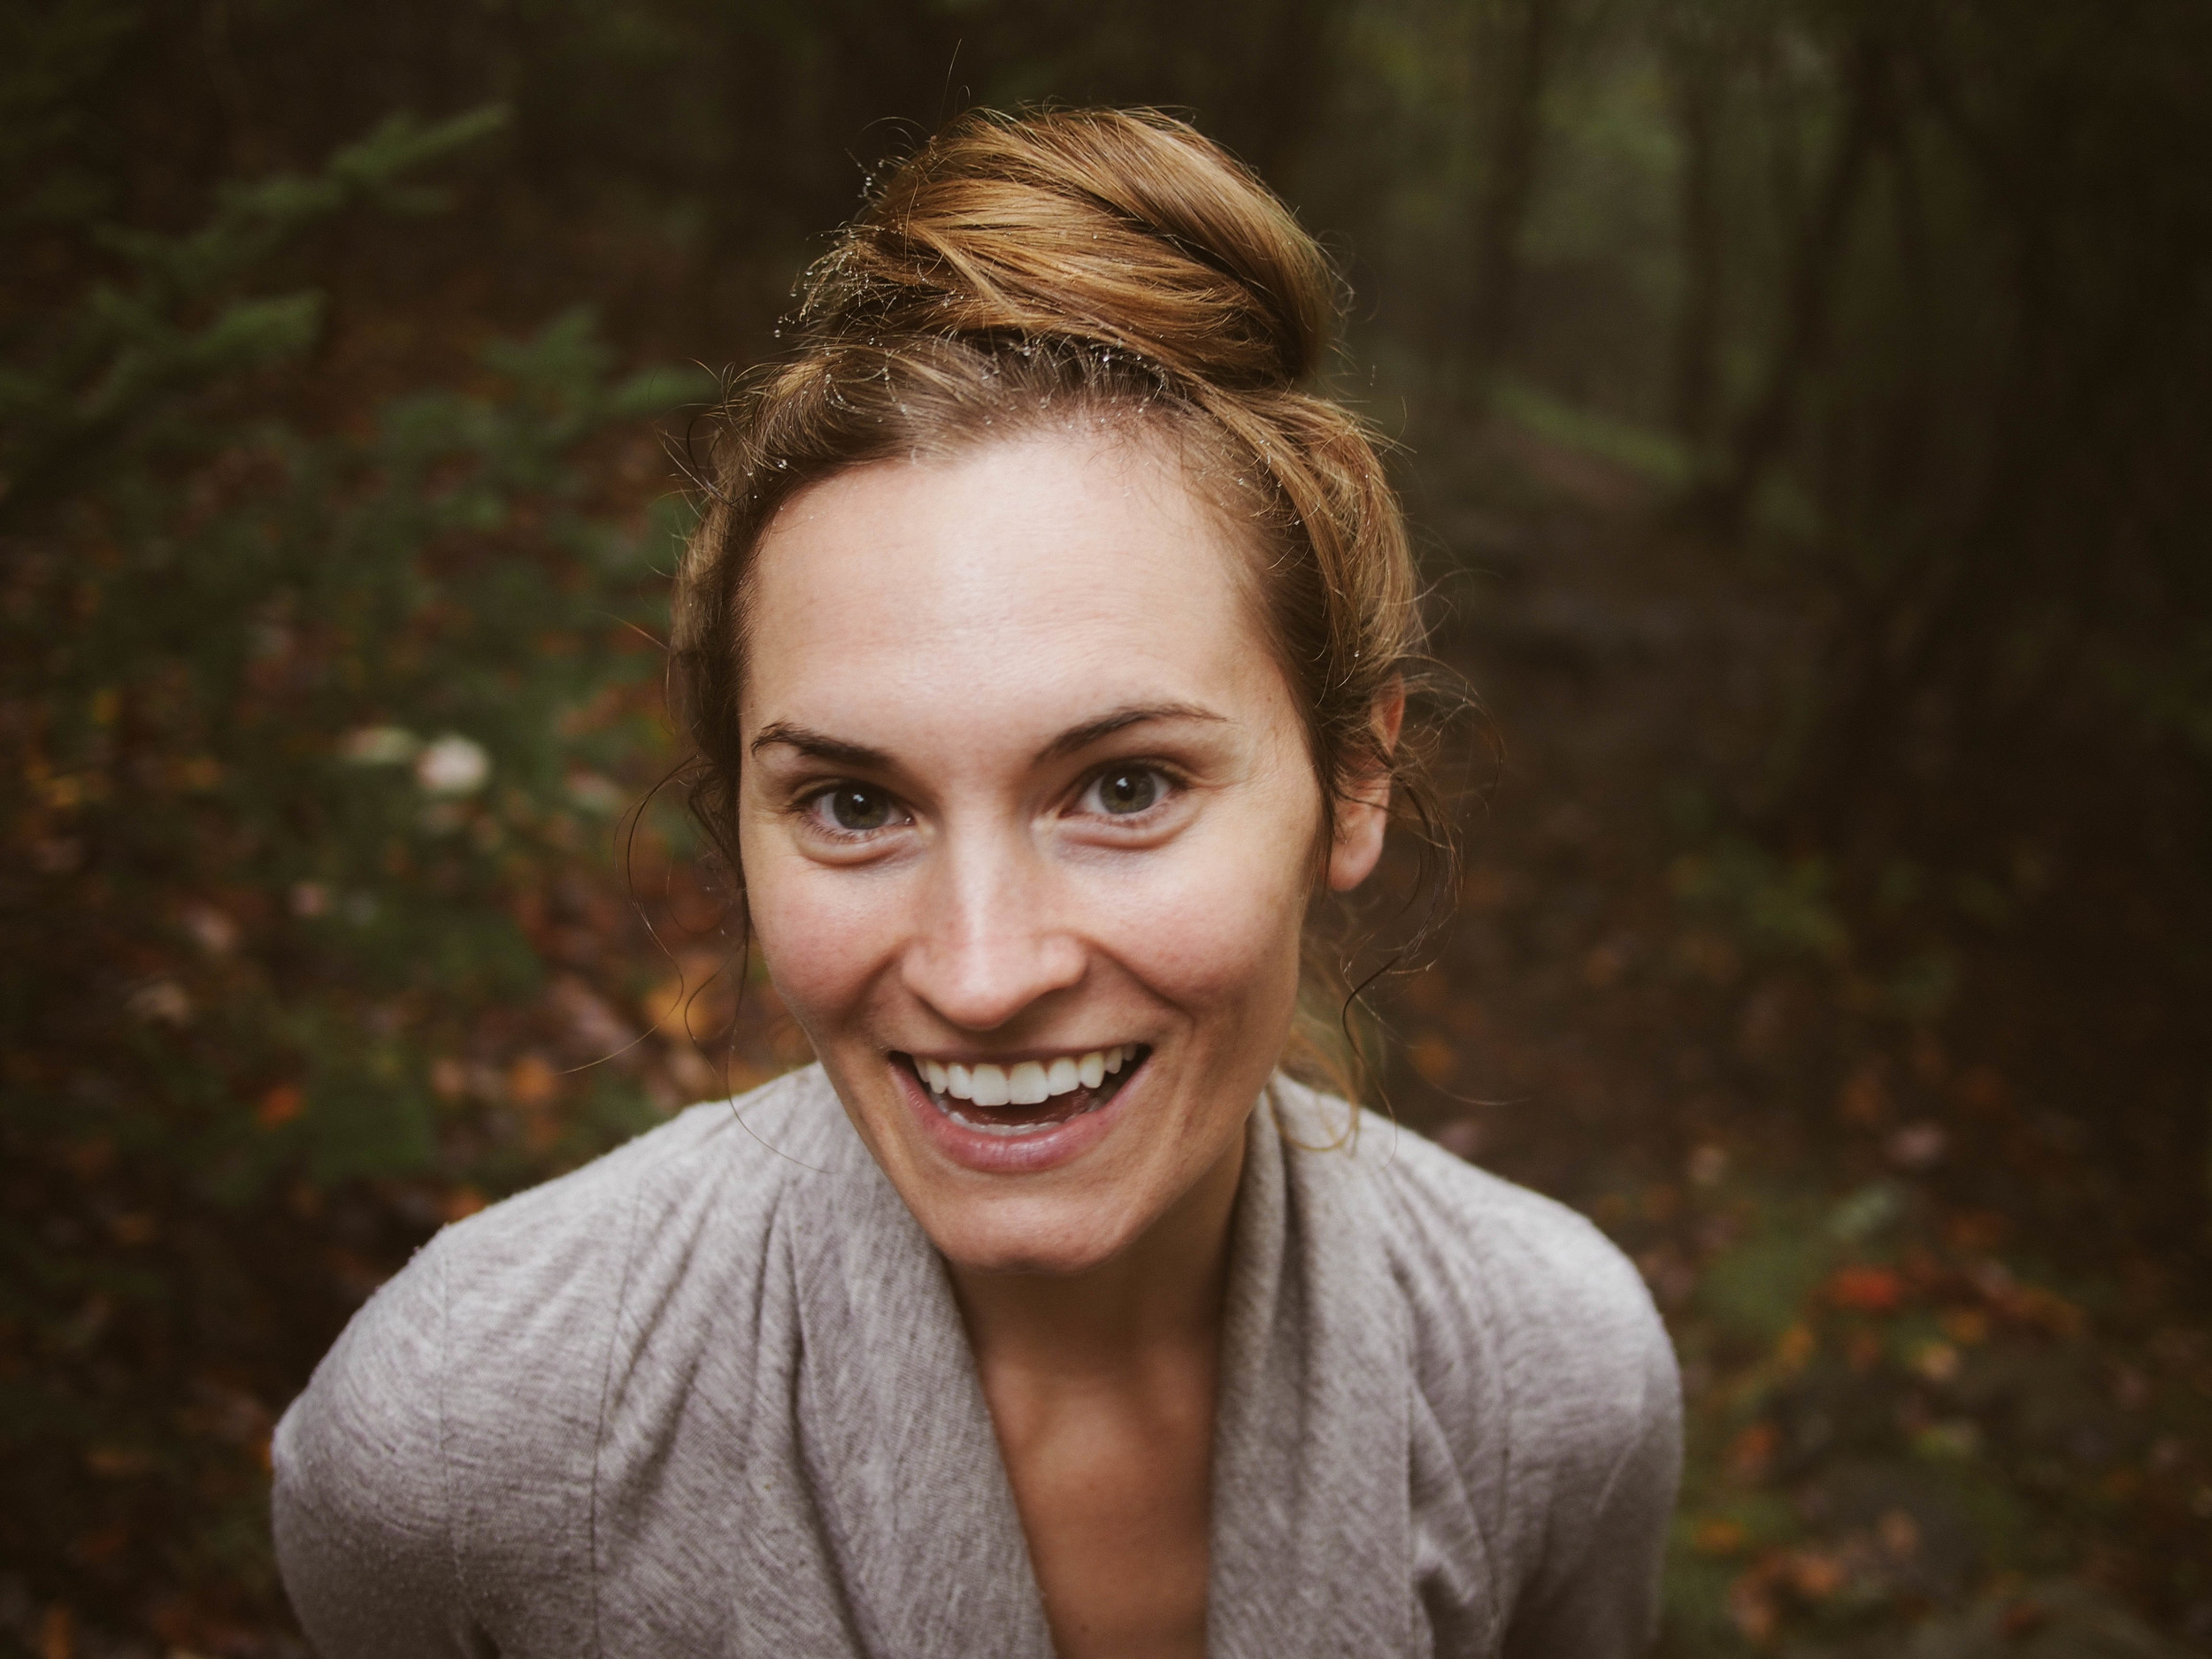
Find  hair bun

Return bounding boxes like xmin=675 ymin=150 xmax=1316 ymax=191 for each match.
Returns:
xmin=799 ymin=108 xmax=1334 ymax=392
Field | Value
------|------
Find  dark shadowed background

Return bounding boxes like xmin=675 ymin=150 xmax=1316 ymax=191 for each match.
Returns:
xmin=4 ymin=1 xmax=2211 ymax=1654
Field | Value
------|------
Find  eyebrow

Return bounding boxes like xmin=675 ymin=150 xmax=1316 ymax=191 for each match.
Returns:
xmin=748 ymin=724 xmax=893 ymax=768
xmin=1032 ymin=701 xmax=1228 ymax=763
xmin=748 ymin=702 xmax=1228 ymax=769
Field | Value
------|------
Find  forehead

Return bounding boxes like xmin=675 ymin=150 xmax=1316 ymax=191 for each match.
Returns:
xmin=741 ymin=430 xmax=1287 ymax=753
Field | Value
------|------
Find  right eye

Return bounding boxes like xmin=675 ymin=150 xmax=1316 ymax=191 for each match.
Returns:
xmin=804 ymin=786 xmax=906 ymax=836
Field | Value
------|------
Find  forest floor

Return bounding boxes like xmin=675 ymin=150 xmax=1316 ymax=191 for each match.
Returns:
xmin=1371 ymin=416 xmax=2212 ymax=1655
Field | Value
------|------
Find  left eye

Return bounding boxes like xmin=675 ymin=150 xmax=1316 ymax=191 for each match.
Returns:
xmin=1084 ymin=767 xmax=1163 ymax=817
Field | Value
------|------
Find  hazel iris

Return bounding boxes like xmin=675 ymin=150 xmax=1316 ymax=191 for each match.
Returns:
xmin=1096 ymin=769 xmax=1157 ymax=815
xmin=827 ymin=787 xmax=895 ymax=831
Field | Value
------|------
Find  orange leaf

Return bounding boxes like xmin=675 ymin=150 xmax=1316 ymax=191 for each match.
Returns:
xmin=1785 ymin=1548 xmax=1847 ymax=1599
xmin=256 ymin=1084 xmax=303 ymax=1129
xmin=1775 ymin=1324 xmax=1816 ymax=1372
xmin=1726 ymin=1574 xmax=1778 ymax=1643
xmin=1408 ymin=1034 xmax=1457 ymax=1087
xmin=1693 ymin=1517 xmax=1747 ymax=1556
xmin=1829 ymin=1265 xmax=1902 ymax=1312
xmin=1725 ymin=1422 xmax=1778 ymax=1483
xmin=441 ymin=1185 xmax=488 ymax=1224
xmin=507 ymin=1054 xmax=560 ymax=1109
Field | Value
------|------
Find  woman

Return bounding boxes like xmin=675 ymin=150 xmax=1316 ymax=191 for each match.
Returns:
xmin=273 ymin=108 xmax=1679 ymax=1658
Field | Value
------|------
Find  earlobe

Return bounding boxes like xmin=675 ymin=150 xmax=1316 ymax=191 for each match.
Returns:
xmin=1325 ymin=677 xmax=1405 ymax=894
xmin=1326 ymin=797 xmax=1389 ymax=892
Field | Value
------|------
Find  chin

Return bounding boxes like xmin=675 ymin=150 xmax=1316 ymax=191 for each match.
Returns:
xmin=918 ymin=1190 xmax=1156 ymax=1279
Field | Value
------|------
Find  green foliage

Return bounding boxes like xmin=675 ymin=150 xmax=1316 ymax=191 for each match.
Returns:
xmin=1 ymin=106 xmax=511 ymax=526
xmin=1671 ymin=841 xmax=1851 ymax=965
xmin=0 ymin=111 xmax=709 ymax=1639
xmin=0 ymin=0 xmax=142 ymax=228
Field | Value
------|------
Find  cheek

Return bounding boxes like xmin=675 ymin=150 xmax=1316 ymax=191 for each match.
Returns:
xmin=738 ymin=824 xmax=903 ymax=1037
xmin=1095 ymin=810 xmax=1313 ymax=1036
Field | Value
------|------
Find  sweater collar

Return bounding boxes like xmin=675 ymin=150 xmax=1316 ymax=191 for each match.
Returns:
xmin=789 ymin=1073 xmax=1412 ymax=1659
xmin=1207 ymin=1080 xmax=1413 ymax=1656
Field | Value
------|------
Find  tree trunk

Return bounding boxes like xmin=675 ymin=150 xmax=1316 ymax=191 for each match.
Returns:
xmin=1696 ymin=29 xmax=1887 ymax=534
xmin=1665 ymin=29 xmax=1724 ymax=453
xmin=1465 ymin=0 xmax=1563 ymax=399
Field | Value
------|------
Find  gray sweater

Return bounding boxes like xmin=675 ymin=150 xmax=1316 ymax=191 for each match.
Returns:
xmin=273 ymin=1068 xmax=1680 ymax=1657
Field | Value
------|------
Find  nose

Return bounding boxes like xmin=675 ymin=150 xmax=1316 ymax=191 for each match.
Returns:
xmin=900 ymin=828 xmax=1086 ymax=1032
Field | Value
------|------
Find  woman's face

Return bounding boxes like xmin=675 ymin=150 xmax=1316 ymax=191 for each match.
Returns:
xmin=738 ymin=428 xmax=1385 ymax=1276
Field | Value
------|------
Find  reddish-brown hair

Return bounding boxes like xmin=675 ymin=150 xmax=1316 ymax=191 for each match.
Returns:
xmin=670 ymin=107 xmax=1459 ymax=1087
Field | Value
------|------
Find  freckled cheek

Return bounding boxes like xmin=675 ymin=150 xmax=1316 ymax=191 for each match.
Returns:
xmin=1089 ymin=841 xmax=1310 ymax=1031
xmin=741 ymin=842 xmax=911 ymax=1037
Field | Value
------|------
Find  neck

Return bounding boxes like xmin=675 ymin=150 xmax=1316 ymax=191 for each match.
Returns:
xmin=949 ymin=1119 xmax=1248 ymax=1378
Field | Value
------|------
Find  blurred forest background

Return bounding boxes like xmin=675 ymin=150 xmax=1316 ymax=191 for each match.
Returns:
xmin=4 ymin=0 xmax=2210 ymax=1653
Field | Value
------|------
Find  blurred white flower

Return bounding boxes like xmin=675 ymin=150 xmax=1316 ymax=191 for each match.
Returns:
xmin=340 ymin=726 xmax=421 ymax=765
xmin=565 ymin=772 xmax=626 ymax=816
xmin=179 ymin=902 xmax=239 ymax=956
xmin=1886 ymin=1120 xmax=1948 ymax=1171
xmin=415 ymin=733 xmax=491 ymax=796
xmin=127 ymin=979 xmax=192 ymax=1025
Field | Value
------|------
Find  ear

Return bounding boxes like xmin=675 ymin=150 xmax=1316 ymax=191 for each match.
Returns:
xmin=1325 ymin=677 xmax=1406 ymax=893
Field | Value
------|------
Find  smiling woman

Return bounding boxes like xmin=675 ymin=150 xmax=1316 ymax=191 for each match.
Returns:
xmin=270 ymin=110 xmax=1680 ymax=1659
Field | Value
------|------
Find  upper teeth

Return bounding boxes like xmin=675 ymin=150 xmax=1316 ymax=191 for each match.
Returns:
xmin=921 ymin=1047 xmax=1133 ymax=1106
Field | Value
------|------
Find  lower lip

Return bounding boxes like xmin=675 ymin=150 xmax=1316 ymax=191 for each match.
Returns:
xmin=894 ymin=1057 xmax=1138 ymax=1175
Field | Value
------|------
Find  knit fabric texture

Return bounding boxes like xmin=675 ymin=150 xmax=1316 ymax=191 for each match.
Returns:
xmin=273 ymin=1067 xmax=1680 ymax=1657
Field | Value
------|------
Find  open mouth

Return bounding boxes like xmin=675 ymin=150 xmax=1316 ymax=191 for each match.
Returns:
xmin=901 ymin=1045 xmax=1148 ymax=1137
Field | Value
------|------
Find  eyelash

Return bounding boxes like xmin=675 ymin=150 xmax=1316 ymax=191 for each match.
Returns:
xmin=1075 ymin=763 xmax=1182 ymax=821
xmin=791 ymin=762 xmax=1185 ymax=843
xmin=795 ymin=785 xmax=910 ymax=843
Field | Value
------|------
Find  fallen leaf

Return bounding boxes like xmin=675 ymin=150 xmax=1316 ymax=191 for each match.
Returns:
xmin=256 ymin=1084 xmax=303 ymax=1129
xmin=1785 ymin=1548 xmax=1846 ymax=1599
xmin=507 ymin=1054 xmax=560 ymax=1109
xmin=1694 ymin=1517 xmax=1747 ymax=1555
xmin=1409 ymin=1033 xmax=1457 ymax=1086
xmin=441 ymin=1186 xmax=488 ymax=1223
xmin=1830 ymin=1265 xmax=1904 ymax=1313
xmin=1725 ymin=1422 xmax=1778 ymax=1483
